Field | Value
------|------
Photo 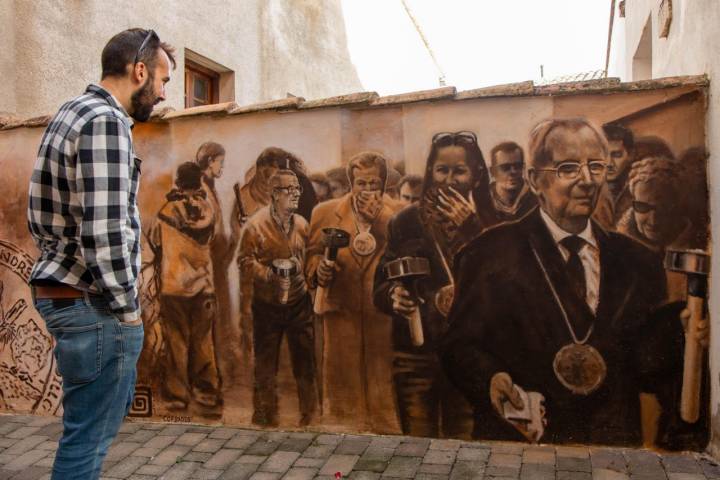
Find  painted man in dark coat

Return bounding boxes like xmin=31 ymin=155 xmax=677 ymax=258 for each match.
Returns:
xmin=442 ymin=118 xmax=687 ymax=446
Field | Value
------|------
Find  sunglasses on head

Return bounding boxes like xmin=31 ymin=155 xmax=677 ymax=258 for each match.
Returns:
xmin=134 ymin=29 xmax=158 ymax=65
xmin=431 ymin=131 xmax=478 ymax=147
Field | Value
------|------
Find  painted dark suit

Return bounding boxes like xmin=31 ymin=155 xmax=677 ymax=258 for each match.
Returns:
xmin=441 ymin=208 xmax=683 ymax=445
xmin=373 ymin=203 xmax=476 ymax=438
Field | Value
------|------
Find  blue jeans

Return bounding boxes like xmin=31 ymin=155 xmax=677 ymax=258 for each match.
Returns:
xmin=33 ymin=292 xmax=144 ymax=480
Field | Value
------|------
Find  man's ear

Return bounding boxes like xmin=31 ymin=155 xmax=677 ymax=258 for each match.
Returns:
xmin=130 ymin=61 xmax=148 ymax=85
xmin=527 ymin=168 xmax=541 ymax=195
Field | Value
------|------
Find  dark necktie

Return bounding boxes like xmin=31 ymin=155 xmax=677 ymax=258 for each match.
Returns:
xmin=560 ymin=235 xmax=587 ymax=302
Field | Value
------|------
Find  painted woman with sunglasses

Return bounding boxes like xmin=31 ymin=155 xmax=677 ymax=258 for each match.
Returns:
xmin=373 ymin=131 xmax=497 ymax=438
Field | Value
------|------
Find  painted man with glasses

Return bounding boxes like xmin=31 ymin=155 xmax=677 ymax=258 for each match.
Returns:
xmin=238 ymin=169 xmax=318 ymax=427
xmin=442 ymin=118 xmax=691 ymax=446
xmin=488 ymin=141 xmax=537 ymax=222
xmin=373 ymin=131 xmax=497 ymax=438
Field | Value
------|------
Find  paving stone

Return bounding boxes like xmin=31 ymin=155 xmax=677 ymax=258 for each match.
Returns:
xmin=33 ymin=457 xmax=55 ymax=468
xmin=4 ymin=450 xmax=49 ymax=471
xmin=293 ymin=457 xmax=324 ymax=468
xmin=259 ymin=451 xmax=300 ymax=473
xmin=522 ymin=449 xmax=555 ymax=465
xmin=141 ymin=423 xmax=166 ymax=431
xmin=36 ymin=424 xmax=64 ymax=439
xmin=395 ymin=441 xmax=429 ymax=457
xmin=131 ymin=447 xmax=161 ymax=458
xmin=35 ymin=441 xmax=58 ymax=451
xmin=125 ymin=429 xmax=158 ymax=444
xmin=590 ymin=450 xmax=627 ymax=472
xmin=205 ymin=449 xmax=242 ymax=470
xmin=555 ymin=446 xmax=590 ymax=459
xmin=207 ymin=428 xmax=240 ymax=440
xmin=188 ymin=426 xmax=215 ymax=434
xmin=149 ymin=445 xmax=192 ymax=466
xmin=349 ymin=472 xmax=381 ymax=480
xmin=190 ymin=468 xmax=223 ymax=480
xmin=319 ymin=454 xmax=360 ymax=476
xmin=662 ymin=455 xmax=702 ymax=474
xmin=361 ymin=447 xmax=394 ymax=462
xmin=419 ymin=463 xmax=452 ymax=475
xmin=7 ymin=465 xmax=51 ymax=480
xmin=248 ymin=473 xmax=281 ymax=480
xmin=176 ymin=433 xmax=209 ymax=447
xmin=429 ymin=439 xmax=462 ymax=452
xmin=143 ymin=434 xmax=178 ymax=449
xmin=353 ymin=458 xmax=388 ymax=473
xmin=557 ymin=472 xmax=592 ymax=480
xmin=277 ymin=437 xmax=312 ymax=453
xmin=185 ymin=452 xmax=214 ymax=463
xmin=369 ymin=437 xmax=402 ymax=449
xmin=104 ymin=456 xmax=148 ymax=478
xmin=592 ymin=469 xmax=630 ymax=480
xmin=424 ymin=449 xmax=457 ymax=465
xmin=666 ymin=474 xmax=706 ymax=480
xmin=456 ymin=447 xmax=489 ymax=463
xmin=6 ymin=425 xmax=40 ymax=439
xmin=26 ymin=417 xmax=58 ymax=428
xmin=557 ymin=456 xmax=592 ymax=473
xmin=287 ymin=432 xmax=316 ymax=440
xmin=5 ymin=436 xmax=48 ymax=456
xmin=135 ymin=464 xmax=171 ymax=476
xmin=245 ymin=439 xmax=280 ymax=456
xmin=160 ymin=425 xmax=190 ymax=436
xmin=194 ymin=439 xmax=227 ymax=454
xmin=488 ymin=453 xmax=521 ymax=468
xmin=119 ymin=423 xmax=144 ymax=434
xmin=162 ymin=460 xmax=201 ymax=480
xmin=699 ymin=457 xmax=720 ymax=479
xmin=224 ymin=435 xmax=258 ymax=450
xmin=105 ymin=442 xmax=143 ymax=462
xmin=237 ymin=455 xmax=270 ymax=465
xmin=485 ymin=465 xmax=520 ymax=477
xmin=335 ymin=439 xmax=371 ymax=455
xmin=282 ymin=467 xmax=317 ymax=480
xmin=218 ymin=463 xmax=258 ymax=480
xmin=415 ymin=475 xmax=449 ymax=480
xmin=0 ymin=423 xmax=22 ymax=435
xmin=381 ymin=456 xmax=421 ymax=478
xmin=520 ymin=463 xmax=555 ymax=480
xmin=490 ymin=443 xmax=524 ymax=455
xmin=0 ymin=439 xmax=17 ymax=449
xmin=262 ymin=432 xmax=289 ymax=442
xmin=301 ymin=445 xmax=335 ymax=459
xmin=315 ymin=434 xmax=343 ymax=446
xmin=449 ymin=460 xmax=486 ymax=480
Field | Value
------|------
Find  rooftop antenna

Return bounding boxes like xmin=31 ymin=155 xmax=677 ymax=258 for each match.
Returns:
xmin=400 ymin=0 xmax=447 ymax=87
xmin=540 ymin=64 xmax=545 ymax=80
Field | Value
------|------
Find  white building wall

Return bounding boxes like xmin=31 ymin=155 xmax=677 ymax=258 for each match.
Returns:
xmin=3 ymin=0 xmax=361 ymax=119
xmin=609 ymin=0 xmax=720 ymax=457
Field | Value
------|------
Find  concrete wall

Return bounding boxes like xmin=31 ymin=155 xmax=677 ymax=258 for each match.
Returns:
xmin=608 ymin=0 xmax=720 ymax=458
xmin=0 ymin=81 xmax=710 ymax=449
xmin=2 ymin=0 xmax=361 ymax=119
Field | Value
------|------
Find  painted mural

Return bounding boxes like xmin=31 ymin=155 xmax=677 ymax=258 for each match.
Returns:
xmin=0 ymin=80 xmax=710 ymax=449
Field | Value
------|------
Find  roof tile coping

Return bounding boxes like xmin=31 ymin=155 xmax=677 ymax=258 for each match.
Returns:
xmin=371 ymin=86 xmax=457 ymax=106
xmin=2 ymin=75 xmax=708 ymax=129
xmin=162 ymin=101 xmax=237 ymax=120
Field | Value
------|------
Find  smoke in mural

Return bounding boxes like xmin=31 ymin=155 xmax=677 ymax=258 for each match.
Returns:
xmin=0 ymin=79 xmax=710 ymax=450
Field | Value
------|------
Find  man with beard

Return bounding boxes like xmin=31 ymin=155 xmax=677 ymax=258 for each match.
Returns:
xmin=442 ymin=118 xmax=693 ymax=446
xmin=27 ymin=29 xmax=174 ymax=477
xmin=238 ymin=170 xmax=317 ymax=427
xmin=306 ymin=151 xmax=400 ymax=433
xmin=373 ymin=131 xmax=497 ymax=438
xmin=489 ymin=142 xmax=537 ymax=222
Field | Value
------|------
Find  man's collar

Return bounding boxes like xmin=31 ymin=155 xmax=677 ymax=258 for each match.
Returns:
xmin=85 ymin=84 xmax=134 ymax=128
xmin=539 ymin=208 xmax=597 ymax=249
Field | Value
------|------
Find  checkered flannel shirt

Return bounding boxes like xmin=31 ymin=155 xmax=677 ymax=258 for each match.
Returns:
xmin=27 ymin=84 xmax=142 ymax=322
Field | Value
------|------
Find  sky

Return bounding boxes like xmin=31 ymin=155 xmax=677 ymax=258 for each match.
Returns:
xmin=341 ymin=0 xmax=611 ymax=95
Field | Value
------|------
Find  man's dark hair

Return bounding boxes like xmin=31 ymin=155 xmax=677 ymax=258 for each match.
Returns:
xmin=490 ymin=141 xmax=524 ymax=168
xmin=256 ymin=146 xmax=301 ymax=170
xmin=175 ymin=162 xmax=203 ymax=191
xmin=398 ymin=174 xmax=423 ymax=191
xmin=101 ymin=28 xmax=177 ymax=79
xmin=602 ymin=123 xmax=634 ymax=151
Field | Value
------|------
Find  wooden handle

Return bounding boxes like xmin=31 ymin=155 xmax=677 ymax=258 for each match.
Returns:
xmin=313 ymin=260 xmax=334 ymax=315
xmin=681 ymin=295 xmax=704 ymax=423
xmin=407 ymin=308 xmax=424 ymax=347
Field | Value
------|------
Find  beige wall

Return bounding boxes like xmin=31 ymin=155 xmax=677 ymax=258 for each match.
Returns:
xmin=2 ymin=0 xmax=361 ymax=119
xmin=608 ymin=0 xmax=720 ymax=456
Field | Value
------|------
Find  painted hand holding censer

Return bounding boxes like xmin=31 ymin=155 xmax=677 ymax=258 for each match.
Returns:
xmin=314 ymin=228 xmax=350 ymax=314
xmin=384 ymin=257 xmax=431 ymax=347
xmin=271 ymin=258 xmax=297 ymax=305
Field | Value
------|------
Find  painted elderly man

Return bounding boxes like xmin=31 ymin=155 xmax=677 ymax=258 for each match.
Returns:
xmin=442 ymin=118 xmax=696 ymax=446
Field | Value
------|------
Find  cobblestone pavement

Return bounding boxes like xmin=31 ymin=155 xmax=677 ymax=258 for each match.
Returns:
xmin=0 ymin=414 xmax=718 ymax=479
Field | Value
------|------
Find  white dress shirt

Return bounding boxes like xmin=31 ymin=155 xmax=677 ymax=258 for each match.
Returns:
xmin=539 ymin=209 xmax=601 ymax=313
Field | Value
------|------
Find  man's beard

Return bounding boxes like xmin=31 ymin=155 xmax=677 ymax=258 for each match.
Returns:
xmin=130 ymin=75 xmax=157 ymax=122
